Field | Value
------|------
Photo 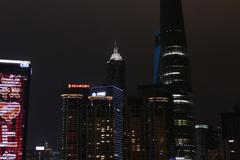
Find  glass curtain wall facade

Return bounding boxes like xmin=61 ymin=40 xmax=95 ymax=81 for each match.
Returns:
xmin=158 ymin=0 xmax=196 ymax=159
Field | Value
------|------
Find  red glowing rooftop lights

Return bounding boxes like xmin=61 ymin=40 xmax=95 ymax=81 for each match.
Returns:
xmin=68 ymin=84 xmax=90 ymax=89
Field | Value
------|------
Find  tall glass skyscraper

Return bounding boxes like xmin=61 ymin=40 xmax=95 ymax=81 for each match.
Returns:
xmin=158 ymin=0 xmax=196 ymax=159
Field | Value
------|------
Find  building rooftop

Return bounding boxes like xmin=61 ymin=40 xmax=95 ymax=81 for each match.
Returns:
xmin=108 ymin=41 xmax=123 ymax=62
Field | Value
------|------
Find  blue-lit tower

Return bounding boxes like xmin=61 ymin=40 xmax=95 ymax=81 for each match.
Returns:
xmin=158 ymin=0 xmax=196 ymax=159
xmin=153 ymin=32 xmax=161 ymax=84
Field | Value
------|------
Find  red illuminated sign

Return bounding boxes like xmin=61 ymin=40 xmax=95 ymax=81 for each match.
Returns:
xmin=68 ymin=84 xmax=90 ymax=89
xmin=0 ymin=74 xmax=27 ymax=159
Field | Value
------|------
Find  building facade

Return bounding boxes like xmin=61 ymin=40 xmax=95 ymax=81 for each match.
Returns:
xmin=61 ymin=84 xmax=90 ymax=160
xmin=0 ymin=59 xmax=31 ymax=159
xmin=125 ymin=84 xmax=175 ymax=160
xmin=138 ymin=84 xmax=175 ymax=160
xmin=195 ymin=125 xmax=208 ymax=160
xmin=89 ymin=85 xmax=124 ymax=160
xmin=158 ymin=0 xmax=196 ymax=159
xmin=61 ymin=84 xmax=123 ymax=160
xmin=207 ymin=126 xmax=224 ymax=160
xmin=124 ymin=97 xmax=145 ymax=160
xmin=221 ymin=108 xmax=240 ymax=160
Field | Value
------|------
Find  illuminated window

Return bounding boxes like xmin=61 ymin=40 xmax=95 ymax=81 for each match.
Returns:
xmin=175 ymin=119 xmax=191 ymax=126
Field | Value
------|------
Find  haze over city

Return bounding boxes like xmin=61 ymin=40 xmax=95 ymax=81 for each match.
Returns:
xmin=0 ymin=0 xmax=240 ymax=153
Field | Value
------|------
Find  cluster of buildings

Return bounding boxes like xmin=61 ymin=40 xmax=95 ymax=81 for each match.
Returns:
xmin=0 ymin=0 xmax=239 ymax=160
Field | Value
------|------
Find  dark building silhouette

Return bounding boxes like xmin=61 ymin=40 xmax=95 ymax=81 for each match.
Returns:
xmin=61 ymin=84 xmax=90 ymax=160
xmin=27 ymin=142 xmax=61 ymax=160
xmin=195 ymin=125 xmax=208 ymax=160
xmin=124 ymin=97 xmax=145 ymax=160
xmin=207 ymin=126 xmax=224 ymax=160
xmin=221 ymin=106 xmax=240 ymax=160
xmin=0 ymin=59 xmax=31 ymax=159
xmin=89 ymin=85 xmax=124 ymax=160
xmin=106 ymin=42 xmax=125 ymax=92
xmin=124 ymin=84 xmax=175 ymax=160
xmin=138 ymin=84 xmax=175 ymax=160
xmin=158 ymin=0 xmax=196 ymax=159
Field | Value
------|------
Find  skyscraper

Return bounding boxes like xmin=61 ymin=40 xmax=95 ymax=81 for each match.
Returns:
xmin=195 ymin=125 xmax=208 ymax=160
xmin=221 ymin=106 xmax=240 ymax=160
xmin=125 ymin=84 xmax=175 ymax=160
xmin=124 ymin=97 xmax=145 ymax=160
xmin=61 ymin=83 xmax=90 ymax=160
xmin=89 ymin=85 xmax=124 ymax=160
xmin=158 ymin=0 xmax=196 ymax=159
xmin=138 ymin=84 xmax=175 ymax=160
xmin=207 ymin=126 xmax=224 ymax=160
xmin=106 ymin=42 xmax=125 ymax=92
xmin=0 ymin=59 xmax=31 ymax=159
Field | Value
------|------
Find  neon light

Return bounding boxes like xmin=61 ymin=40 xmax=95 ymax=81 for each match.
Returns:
xmin=68 ymin=84 xmax=90 ymax=88
xmin=36 ymin=146 xmax=45 ymax=151
xmin=0 ymin=59 xmax=30 ymax=65
xmin=0 ymin=73 xmax=28 ymax=159
xmin=0 ymin=59 xmax=30 ymax=68
xmin=229 ymin=140 xmax=234 ymax=143
xmin=92 ymin=92 xmax=106 ymax=97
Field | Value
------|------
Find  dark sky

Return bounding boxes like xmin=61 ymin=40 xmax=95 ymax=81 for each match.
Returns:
xmin=0 ymin=0 xmax=240 ymax=149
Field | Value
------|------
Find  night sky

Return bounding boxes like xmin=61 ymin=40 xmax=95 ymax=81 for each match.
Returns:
xmin=0 ymin=0 xmax=240 ymax=149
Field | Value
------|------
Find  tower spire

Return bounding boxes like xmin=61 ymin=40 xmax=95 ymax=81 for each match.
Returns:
xmin=108 ymin=40 xmax=123 ymax=62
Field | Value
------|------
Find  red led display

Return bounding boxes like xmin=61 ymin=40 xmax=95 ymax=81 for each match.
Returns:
xmin=0 ymin=74 xmax=28 ymax=159
xmin=68 ymin=84 xmax=90 ymax=89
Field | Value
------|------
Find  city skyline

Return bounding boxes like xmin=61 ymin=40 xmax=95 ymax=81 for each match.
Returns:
xmin=0 ymin=0 xmax=240 ymax=150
